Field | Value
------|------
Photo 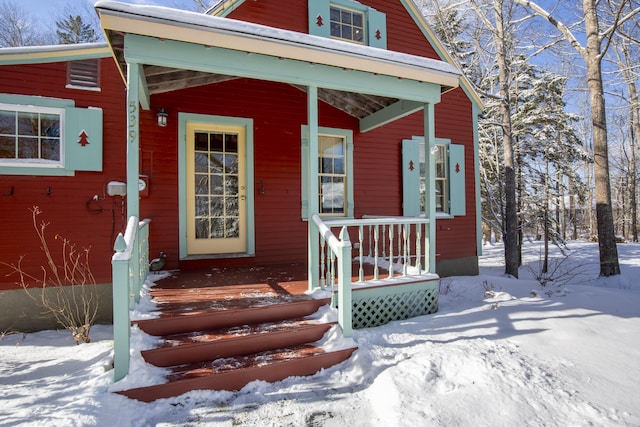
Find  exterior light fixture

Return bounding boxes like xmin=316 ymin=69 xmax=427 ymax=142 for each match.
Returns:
xmin=157 ymin=108 xmax=168 ymax=127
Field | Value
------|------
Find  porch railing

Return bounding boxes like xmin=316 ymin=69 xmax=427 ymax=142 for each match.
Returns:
xmin=111 ymin=216 xmax=151 ymax=382
xmin=311 ymin=214 xmax=434 ymax=337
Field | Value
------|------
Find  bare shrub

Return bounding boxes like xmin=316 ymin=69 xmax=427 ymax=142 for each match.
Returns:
xmin=1 ymin=206 xmax=98 ymax=344
xmin=526 ymin=251 xmax=588 ymax=288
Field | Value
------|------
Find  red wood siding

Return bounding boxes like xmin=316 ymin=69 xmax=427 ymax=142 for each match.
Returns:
xmin=224 ymin=0 xmax=308 ymax=32
xmin=0 ymin=0 xmax=478 ymax=290
xmin=0 ymin=59 xmax=127 ymax=290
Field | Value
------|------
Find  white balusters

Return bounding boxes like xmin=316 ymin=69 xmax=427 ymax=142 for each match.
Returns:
xmin=358 ymin=225 xmax=364 ymax=282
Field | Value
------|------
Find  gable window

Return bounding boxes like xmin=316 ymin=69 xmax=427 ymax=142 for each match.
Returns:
xmin=67 ymin=59 xmax=100 ymax=91
xmin=0 ymin=94 xmax=103 ymax=176
xmin=330 ymin=5 xmax=365 ymax=44
xmin=402 ymin=137 xmax=466 ymax=217
xmin=0 ymin=105 xmax=62 ymax=165
xmin=309 ymin=0 xmax=387 ymax=49
xmin=301 ymin=126 xmax=354 ymax=218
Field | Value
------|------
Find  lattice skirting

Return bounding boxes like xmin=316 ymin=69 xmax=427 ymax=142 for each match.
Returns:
xmin=350 ymin=280 xmax=439 ymax=329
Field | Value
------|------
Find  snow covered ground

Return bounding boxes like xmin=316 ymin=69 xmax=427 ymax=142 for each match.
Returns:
xmin=1 ymin=240 xmax=639 ymax=426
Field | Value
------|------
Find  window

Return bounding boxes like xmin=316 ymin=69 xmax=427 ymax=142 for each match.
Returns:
xmin=402 ymin=137 xmax=465 ymax=217
xmin=330 ymin=5 xmax=365 ymax=44
xmin=308 ymin=0 xmax=387 ymax=49
xmin=0 ymin=105 xmax=63 ymax=166
xmin=67 ymin=59 xmax=100 ymax=91
xmin=319 ymin=134 xmax=347 ymax=215
xmin=0 ymin=94 xmax=103 ymax=176
xmin=418 ymin=143 xmax=448 ymax=213
xmin=301 ymin=126 xmax=354 ymax=218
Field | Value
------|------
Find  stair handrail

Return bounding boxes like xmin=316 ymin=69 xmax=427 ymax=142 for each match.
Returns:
xmin=111 ymin=216 xmax=152 ymax=382
xmin=312 ymin=214 xmax=353 ymax=337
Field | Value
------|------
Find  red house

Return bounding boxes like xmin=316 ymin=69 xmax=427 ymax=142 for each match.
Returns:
xmin=1 ymin=0 xmax=482 ymax=396
xmin=0 ymin=43 xmax=126 ymax=331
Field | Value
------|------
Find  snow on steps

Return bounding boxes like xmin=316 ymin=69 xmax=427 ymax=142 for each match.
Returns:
xmin=119 ymin=295 xmax=356 ymax=402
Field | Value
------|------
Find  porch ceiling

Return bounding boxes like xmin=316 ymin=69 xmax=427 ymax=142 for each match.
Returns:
xmin=142 ymin=63 xmax=398 ymax=119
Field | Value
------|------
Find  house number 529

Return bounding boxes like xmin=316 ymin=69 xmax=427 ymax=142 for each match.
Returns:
xmin=128 ymin=101 xmax=138 ymax=143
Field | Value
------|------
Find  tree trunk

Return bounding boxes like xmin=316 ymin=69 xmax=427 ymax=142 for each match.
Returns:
xmin=495 ymin=0 xmax=519 ymax=278
xmin=517 ymin=146 xmax=523 ymax=266
xmin=584 ymin=0 xmax=620 ymax=276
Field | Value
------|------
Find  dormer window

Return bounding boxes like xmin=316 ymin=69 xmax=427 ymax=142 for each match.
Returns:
xmin=309 ymin=0 xmax=387 ymax=49
xmin=330 ymin=5 xmax=365 ymax=44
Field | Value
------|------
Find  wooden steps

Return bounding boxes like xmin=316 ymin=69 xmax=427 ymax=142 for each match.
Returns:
xmin=135 ymin=298 xmax=330 ymax=336
xmin=140 ymin=321 xmax=334 ymax=367
xmin=118 ymin=346 xmax=357 ymax=402
xmin=119 ymin=280 xmax=356 ymax=402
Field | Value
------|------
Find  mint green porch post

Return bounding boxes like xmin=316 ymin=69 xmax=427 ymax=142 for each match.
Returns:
xmin=424 ymin=103 xmax=437 ymax=273
xmin=307 ymin=85 xmax=320 ymax=290
xmin=126 ymin=62 xmax=141 ymax=218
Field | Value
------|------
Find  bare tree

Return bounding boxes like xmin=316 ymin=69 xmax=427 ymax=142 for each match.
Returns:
xmin=0 ymin=0 xmax=47 ymax=47
xmin=612 ymin=35 xmax=640 ymax=242
xmin=512 ymin=0 xmax=640 ymax=276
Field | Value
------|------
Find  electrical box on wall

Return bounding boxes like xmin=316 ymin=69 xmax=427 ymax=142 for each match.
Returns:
xmin=107 ymin=181 xmax=126 ymax=196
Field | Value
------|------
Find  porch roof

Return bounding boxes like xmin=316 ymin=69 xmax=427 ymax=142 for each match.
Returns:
xmin=95 ymin=1 xmax=461 ymax=123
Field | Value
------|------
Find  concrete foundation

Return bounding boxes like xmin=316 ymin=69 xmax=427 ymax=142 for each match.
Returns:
xmin=0 ymin=283 xmax=113 ymax=334
xmin=436 ymin=256 xmax=479 ymax=277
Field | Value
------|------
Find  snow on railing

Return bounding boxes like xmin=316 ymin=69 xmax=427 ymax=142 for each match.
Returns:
xmin=111 ymin=216 xmax=151 ymax=382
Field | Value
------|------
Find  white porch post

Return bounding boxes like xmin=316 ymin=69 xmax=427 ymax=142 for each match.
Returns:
xmin=424 ymin=103 xmax=437 ymax=273
xmin=126 ymin=62 xmax=141 ymax=218
xmin=307 ymin=85 xmax=320 ymax=290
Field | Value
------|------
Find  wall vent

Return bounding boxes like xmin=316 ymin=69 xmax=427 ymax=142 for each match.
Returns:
xmin=67 ymin=59 xmax=100 ymax=90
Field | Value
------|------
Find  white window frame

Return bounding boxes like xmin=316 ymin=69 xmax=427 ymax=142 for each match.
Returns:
xmin=329 ymin=4 xmax=366 ymax=45
xmin=0 ymin=103 xmax=65 ymax=169
xmin=318 ymin=133 xmax=348 ymax=216
xmin=301 ymin=125 xmax=354 ymax=219
xmin=419 ymin=143 xmax=448 ymax=214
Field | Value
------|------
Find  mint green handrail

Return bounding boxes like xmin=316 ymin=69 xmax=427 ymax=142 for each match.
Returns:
xmin=111 ymin=217 xmax=151 ymax=382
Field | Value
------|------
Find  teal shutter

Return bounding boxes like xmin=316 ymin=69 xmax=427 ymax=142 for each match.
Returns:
xmin=65 ymin=106 xmax=103 ymax=172
xmin=367 ymin=8 xmax=387 ymax=49
xmin=301 ymin=129 xmax=309 ymax=219
xmin=346 ymin=137 xmax=354 ymax=217
xmin=448 ymin=143 xmax=465 ymax=216
xmin=308 ymin=0 xmax=330 ymax=38
xmin=402 ymin=139 xmax=420 ymax=216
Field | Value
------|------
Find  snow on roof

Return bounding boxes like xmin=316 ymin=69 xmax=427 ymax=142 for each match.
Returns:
xmin=0 ymin=42 xmax=110 ymax=65
xmin=94 ymin=1 xmax=461 ymax=81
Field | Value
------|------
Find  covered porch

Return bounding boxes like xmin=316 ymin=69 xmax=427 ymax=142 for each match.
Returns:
xmin=99 ymin=1 xmax=459 ymax=384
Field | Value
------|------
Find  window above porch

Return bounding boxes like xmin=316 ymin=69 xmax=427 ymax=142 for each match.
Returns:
xmin=308 ymin=0 xmax=387 ymax=49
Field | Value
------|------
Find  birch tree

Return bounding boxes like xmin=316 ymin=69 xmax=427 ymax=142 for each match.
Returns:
xmin=511 ymin=0 xmax=640 ymax=276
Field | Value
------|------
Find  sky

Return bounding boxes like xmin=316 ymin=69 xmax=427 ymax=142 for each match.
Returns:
xmin=1 ymin=240 xmax=639 ymax=426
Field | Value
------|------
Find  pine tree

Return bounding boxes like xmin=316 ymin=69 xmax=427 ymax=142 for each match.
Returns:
xmin=55 ymin=15 xmax=98 ymax=44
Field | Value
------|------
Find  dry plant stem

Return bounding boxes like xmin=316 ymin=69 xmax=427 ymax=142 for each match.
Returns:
xmin=1 ymin=206 xmax=98 ymax=344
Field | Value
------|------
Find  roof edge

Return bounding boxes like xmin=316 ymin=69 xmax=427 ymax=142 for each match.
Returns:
xmin=96 ymin=1 xmax=461 ymax=88
xmin=0 ymin=42 xmax=111 ymax=65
